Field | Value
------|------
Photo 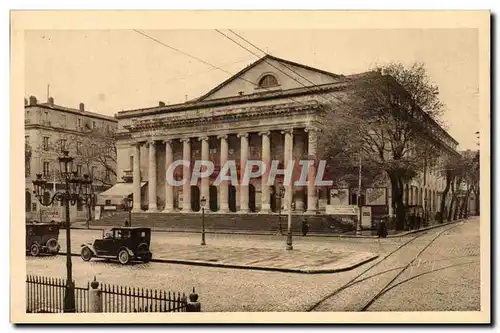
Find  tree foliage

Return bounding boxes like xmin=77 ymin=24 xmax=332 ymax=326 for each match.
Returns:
xmin=316 ymin=62 xmax=447 ymax=230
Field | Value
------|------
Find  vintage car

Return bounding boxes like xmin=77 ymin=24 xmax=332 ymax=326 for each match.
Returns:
xmin=26 ymin=222 xmax=61 ymax=256
xmin=80 ymin=227 xmax=153 ymax=265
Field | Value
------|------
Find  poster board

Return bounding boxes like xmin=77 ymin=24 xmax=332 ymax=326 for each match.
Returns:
xmin=329 ymin=188 xmax=350 ymax=205
xmin=365 ymin=187 xmax=387 ymax=206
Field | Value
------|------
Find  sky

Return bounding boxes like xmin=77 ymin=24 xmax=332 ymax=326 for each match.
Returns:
xmin=25 ymin=29 xmax=479 ymax=150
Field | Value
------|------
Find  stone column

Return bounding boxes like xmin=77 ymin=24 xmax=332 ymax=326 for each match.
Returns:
xmin=259 ymin=131 xmax=271 ymax=213
xmin=281 ymin=129 xmax=294 ymax=211
xmin=162 ymin=139 xmax=174 ymax=213
xmin=199 ymin=136 xmax=210 ymax=210
xmin=237 ymin=132 xmax=249 ymax=213
xmin=218 ymin=134 xmax=229 ymax=213
xmin=180 ymin=138 xmax=192 ymax=213
xmin=147 ymin=140 xmax=158 ymax=212
xmin=132 ymin=142 xmax=142 ymax=213
xmin=305 ymin=128 xmax=318 ymax=214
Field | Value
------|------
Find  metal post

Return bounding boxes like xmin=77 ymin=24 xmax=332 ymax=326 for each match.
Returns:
xmin=129 ymin=205 xmax=132 ymax=227
xmin=286 ymin=189 xmax=293 ymax=251
xmin=201 ymin=206 xmax=206 ymax=246
xmin=356 ymin=155 xmax=362 ymax=236
xmin=278 ymin=191 xmax=283 ymax=235
xmin=63 ymin=178 xmax=75 ymax=313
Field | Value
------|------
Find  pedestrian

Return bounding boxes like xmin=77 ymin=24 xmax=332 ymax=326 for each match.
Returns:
xmin=377 ymin=218 xmax=388 ymax=238
xmin=301 ymin=218 xmax=309 ymax=236
xmin=416 ymin=213 xmax=421 ymax=230
xmin=124 ymin=219 xmax=129 ymax=227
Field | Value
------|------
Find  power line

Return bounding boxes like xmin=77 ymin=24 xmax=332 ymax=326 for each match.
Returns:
xmin=225 ymin=29 xmax=354 ymax=110
xmin=133 ymin=29 xmax=314 ymax=107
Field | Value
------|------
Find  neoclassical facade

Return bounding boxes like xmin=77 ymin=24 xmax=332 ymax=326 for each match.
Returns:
xmin=111 ymin=55 xmax=458 ymax=216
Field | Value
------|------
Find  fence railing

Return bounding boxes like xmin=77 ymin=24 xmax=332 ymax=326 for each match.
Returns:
xmin=26 ymin=275 xmax=200 ymax=313
xmin=26 ymin=275 xmax=89 ymax=313
xmin=100 ymin=283 xmax=187 ymax=312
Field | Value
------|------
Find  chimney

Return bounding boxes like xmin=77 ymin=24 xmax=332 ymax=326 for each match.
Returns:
xmin=24 ymin=98 xmax=28 ymax=106
xmin=29 ymin=96 xmax=37 ymax=106
xmin=159 ymin=101 xmax=165 ymax=107
xmin=48 ymin=97 xmax=54 ymax=106
xmin=79 ymin=103 xmax=85 ymax=111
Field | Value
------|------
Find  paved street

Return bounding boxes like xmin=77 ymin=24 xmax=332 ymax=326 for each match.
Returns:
xmin=26 ymin=218 xmax=480 ymax=312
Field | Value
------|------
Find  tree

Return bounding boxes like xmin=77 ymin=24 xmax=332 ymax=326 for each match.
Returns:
xmin=317 ymin=62 xmax=446 ymax=230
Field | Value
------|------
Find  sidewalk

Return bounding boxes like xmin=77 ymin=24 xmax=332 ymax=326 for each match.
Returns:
xmin=61 ymin=241 xmax=379 ymax=274
xmin=71 ymin=219 xmax=459 ymax=239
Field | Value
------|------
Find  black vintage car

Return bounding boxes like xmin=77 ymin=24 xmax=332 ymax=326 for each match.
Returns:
xmin=26 ymin=223 xmax=61 ymax=256
xmin=80 ymin=227 xmax=153 ymax=265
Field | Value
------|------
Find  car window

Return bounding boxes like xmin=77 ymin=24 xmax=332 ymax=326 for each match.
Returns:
xmin=116 ymin=230 xmax=131 ymax=239
xmin=140 ymin=231 xmax=146 ymax=237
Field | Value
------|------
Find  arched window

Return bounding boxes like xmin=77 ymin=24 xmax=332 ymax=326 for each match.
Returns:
xmin=258 ymin=74 xmax=279 ymax=88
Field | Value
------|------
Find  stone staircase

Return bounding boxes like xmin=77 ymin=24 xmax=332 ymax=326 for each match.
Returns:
xmin=93 ymin=211 xmax=356 ymax=234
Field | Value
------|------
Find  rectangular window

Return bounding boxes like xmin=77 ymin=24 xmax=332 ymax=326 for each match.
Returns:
xmin=77 ymin=165 xmax=82 ymax=175
xmin=44 ymin=111 xmax=48 ymax=121
xmin=92 ymin=121 xmax=96 ymax=129
xmin=43 ymin=162 xmax=50 ymax=177
xmin=105 ymin=199 xmax=111 ymax=206
xmin=77 ymin=118 xmax=82 ymax=129
xmin=76 ymin=142 xmax=81 ymax=154
xmin=32 ymin=203 xmax=37 ymax=211
xmin=43 ymin=137 xmax=49 ymax=151
xmin=130 ymin=156 xmax=134 ymax=170
xmin=60 ymin=139 xmax=66 ymax=152
xmin=77 ymin=199 xmax=83 ymax=211
xmin=61 ymin=115 xmax=67 ymax=128
xmin=25 ymin=111 xmax=30 ymax=124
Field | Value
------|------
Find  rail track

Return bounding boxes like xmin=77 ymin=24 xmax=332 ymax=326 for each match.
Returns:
xmin=306 ymin=221 xmax=467 ymax=312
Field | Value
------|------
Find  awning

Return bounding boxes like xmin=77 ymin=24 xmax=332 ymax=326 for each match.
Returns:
xmin=98 ymin=182 xmax=146 ymax=198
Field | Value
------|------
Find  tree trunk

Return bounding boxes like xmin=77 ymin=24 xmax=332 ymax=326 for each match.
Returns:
xmin=440 ymin=176 xmax=452 ymax=224
xmin=389 ymin=172 xmax=405 ymax=231
xmin=453 ymin=198 xmax=460 ymax=220
xmin=459 ymin=187 xmax=472 ymax=218
xmin=447 ymin=196 xmax=454 ymax=222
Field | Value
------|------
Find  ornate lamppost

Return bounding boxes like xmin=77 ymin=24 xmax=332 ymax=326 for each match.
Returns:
xmin=32 ymin=150 xmax=93 ymax=313
xmin=200 ymin=196 xmax=207 ymax=246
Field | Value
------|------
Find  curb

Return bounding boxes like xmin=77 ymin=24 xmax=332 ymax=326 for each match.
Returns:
xmin=71 ymin=220 xmax=464 ymax=239
xmin=58 ymin=252 xmax=379 ymax=274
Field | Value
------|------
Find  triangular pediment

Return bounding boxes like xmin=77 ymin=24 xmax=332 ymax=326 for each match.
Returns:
xmin=197 ymin=55 xmax=343 ymax=101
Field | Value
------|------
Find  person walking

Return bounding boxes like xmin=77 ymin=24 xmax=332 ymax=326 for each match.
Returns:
xmin=301 ymin=218 xmax=310 ymax=236
xmin=124 ymin=219 xmax=130 ymax=227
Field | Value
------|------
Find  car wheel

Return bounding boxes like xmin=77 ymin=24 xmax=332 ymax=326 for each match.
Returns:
xmin=46 ymin=238 xmax=59 ymax=253
xmin=142 ymin=252 xmax=152 ymax=263
xmin=30 ymin=244 xmax=40 ymax=256
xmin=118 ymin=249 xmax=130 ymax=265
xmin=81 ymin=247 xmax=93 ymax=261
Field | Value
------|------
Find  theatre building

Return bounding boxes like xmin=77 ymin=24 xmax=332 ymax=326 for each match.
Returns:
xmin=107 ymin=55 xmax=458 ymax=220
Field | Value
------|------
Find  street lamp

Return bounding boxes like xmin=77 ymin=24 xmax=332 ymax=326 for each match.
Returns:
xmin=277 ymin=185 xmax=285 ymax=235
xmin=200 ymin=196 xmax=207 ymax=246
xmin=32 ymin=150 xmax=92 ymax=313
xmin=286 ymin=196 xmax=294 ymax=251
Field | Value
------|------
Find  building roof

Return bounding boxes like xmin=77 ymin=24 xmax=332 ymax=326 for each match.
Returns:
xmin=26 ymin=100 xmax=117 ymax=123
xmin=196 ymin=54 xmax=344 ymax=102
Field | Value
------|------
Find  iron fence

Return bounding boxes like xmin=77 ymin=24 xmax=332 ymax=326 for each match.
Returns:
xmin=100 ymin=283 xmax=188 ymax=312
xmin=26 ymin=275 xmax=89 ymax=313
xmin=26 ymin=275 xmax=192 ymax=313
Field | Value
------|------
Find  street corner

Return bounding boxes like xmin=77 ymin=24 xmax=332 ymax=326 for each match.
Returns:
xmin=144 ymin=244 xmax=379 ymax=274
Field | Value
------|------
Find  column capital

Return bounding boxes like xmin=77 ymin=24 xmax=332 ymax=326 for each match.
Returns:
xmin=217 ymin=134 xmax=228 ymax=140
xmin=281 ymin=128 xmax=294 ymax=135
xmin=198 ymin=136 xmax=209 ymax=141
xmin=304 ymin=127 xmax=319 ymax=133
xmin=132 ymin=141 xmax=143 ymax=148
xmin=179 ymin=137 xmax=191 ymax=143
xmin=237 ymin=132 xmax=249 ymax=138
xmin=162 ymin=139 xmax=173 ymax=145
xmin=258 ymin=131 xmax=271 ymax=137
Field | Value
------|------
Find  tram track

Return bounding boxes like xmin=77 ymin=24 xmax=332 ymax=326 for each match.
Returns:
xmin=306 ymin=222 xmax=465 ymax=312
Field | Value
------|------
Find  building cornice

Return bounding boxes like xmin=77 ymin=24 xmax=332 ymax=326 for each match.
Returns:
xmin=122 ymin=101 xmax=323 ymax=133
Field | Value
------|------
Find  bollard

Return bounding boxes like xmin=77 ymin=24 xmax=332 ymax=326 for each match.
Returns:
xmin=88 ymin=276 xmax=102 ymax=313
xmin=186 ymin=287 xmax=201 ymax=312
